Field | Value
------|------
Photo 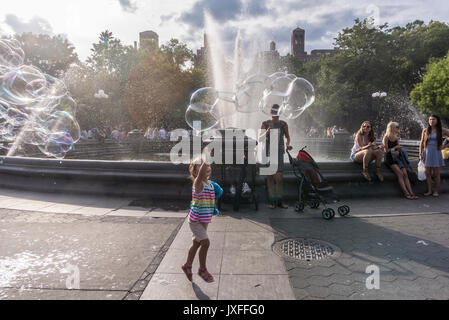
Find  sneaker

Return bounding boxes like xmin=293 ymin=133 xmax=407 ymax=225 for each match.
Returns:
xmin=242 ymin=183 xmax=252 ymax=195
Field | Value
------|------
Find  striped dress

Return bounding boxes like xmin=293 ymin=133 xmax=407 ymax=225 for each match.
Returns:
xmin=189 ymin=181 xmax=215 ymax=223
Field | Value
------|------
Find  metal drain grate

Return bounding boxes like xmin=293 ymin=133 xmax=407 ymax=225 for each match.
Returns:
xmin=273 ymin=238 xmax=341 ymax=262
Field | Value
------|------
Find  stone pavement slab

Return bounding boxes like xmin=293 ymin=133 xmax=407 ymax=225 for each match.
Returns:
xmin=271 ymin=214 xmax=449 ymax=300
xmin=0 ymin=209 xmax=183 ymax=300
xmin=141 ymin=216 xmax=295 ymax=301
xmin=0 ymin=288 xmax=127 ymax=300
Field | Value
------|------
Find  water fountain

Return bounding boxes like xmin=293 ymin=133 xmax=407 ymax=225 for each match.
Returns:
xmin=0 ymin=19 xmax=447 ymax=201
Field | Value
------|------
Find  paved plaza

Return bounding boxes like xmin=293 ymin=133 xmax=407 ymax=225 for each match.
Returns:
xmin=0 ymin=187 xmax=448 ymax=300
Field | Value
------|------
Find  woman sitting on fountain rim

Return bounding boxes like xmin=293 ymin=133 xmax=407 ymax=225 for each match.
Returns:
xmin=383 ymin=122 xmax=418 ymax=200
xmin=350 ymin=121 xmax=384 ymax=182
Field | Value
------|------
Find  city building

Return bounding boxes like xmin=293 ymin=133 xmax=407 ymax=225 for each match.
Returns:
xmin=252 ymin=41 xmax=280 ymax=74
xmin=139 ymin=30 xmax=159 ymax=49
xmin=194 ymin=33 xmax=209 ymax=68
xmin=291 ymin=27 xmax=339 ymax=61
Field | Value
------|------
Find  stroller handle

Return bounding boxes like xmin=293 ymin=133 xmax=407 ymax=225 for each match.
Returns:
xmin=286 ymin=146 xmax=307 ymax=157
xmin=286 ymin=146 xmax=307 ymax=165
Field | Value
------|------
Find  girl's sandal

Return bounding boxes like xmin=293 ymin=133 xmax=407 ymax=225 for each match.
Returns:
xmin=362 ymin=169 xmax=372 ymax=182
xmin=404 ymin=193 xmax=414 ymax=200
xmin=181 ymin=264 xmax=193 ymax=282
xmin=376 ymin=167 xmax=384 ymax=182
xmin=198 ymin=268 xmax=215 ymax=283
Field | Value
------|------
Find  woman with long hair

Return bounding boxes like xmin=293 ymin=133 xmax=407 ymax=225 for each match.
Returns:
xmin=383 ymin=122 xmax=418 ymax=200
xmin=419 ymin=115 xmax=449 ymax=197
xmin=350 ymin=121 xmax=384 ymax=182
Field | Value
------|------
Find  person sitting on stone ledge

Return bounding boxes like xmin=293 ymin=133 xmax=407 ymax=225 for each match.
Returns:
xmin=350 ymin=121 xmax=384 ymax=182
xmin=383 ymin=122 xmax=418 ymax=200
xmin=442 ymin=137 xmax=449 ymax=160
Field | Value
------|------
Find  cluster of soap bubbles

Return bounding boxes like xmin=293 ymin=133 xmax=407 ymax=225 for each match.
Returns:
xmin=0 ymin=39 xmax=80 ymax=158
xmin=186 ymin=72 xmax=315 ymax=132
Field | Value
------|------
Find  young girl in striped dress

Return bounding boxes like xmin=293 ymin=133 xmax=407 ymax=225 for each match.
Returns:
xmin=182 ymin=158 xmax=222 ymax=283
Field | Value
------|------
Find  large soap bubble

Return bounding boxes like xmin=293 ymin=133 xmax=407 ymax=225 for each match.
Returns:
xmin=185 ymin=105 xmax=219 ymax=132
xmin=186 ymin=88 xmax=221 ymax=132
xmin=190 ymin=87 xmax=218 ymax=113
xmin=0 ymin=39 xmax=24 ymax=68
xmin=235 ymin=74 xmax=269 ymax=113
xmin=284 ymin=78 xmax=315 ymax=119
xmin=0 ymin=39 xmax=80 ymax=158
xmin=186 ymin=71 xmax=316 ymax=132
xmin=259 ymin=89 xmax=287 ymax=116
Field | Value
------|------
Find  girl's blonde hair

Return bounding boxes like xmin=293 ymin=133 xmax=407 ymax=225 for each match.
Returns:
xmin=189 ymin=157 xmax=204 ymax=182
xmin=385 ymin=122 xmax=400 ymax=142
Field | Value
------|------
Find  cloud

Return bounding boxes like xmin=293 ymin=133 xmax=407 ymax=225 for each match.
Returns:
xmin=159 ymin=13 xmax=176 ymax=27
xmin=179 ymin=0 xmax=243 ymax=28
xmin=244 ymin=0 xmax=269 ymax=16
xmin=4 ymin=14 xmax=53 ymax=35
xmin=118 ymin=0 xmax=138 ymax=13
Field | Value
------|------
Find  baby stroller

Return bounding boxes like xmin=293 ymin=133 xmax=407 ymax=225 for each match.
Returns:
xmin=287 ymin=147 xmax=350 ymax=220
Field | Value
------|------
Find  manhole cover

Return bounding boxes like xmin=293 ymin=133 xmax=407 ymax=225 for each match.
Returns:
xmin=273 ymin=238 xmax=341 ymax=262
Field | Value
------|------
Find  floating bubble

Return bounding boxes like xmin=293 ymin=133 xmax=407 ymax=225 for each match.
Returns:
xmin=43 ymin=111 xmax=80 ymax=144
xmin=235 ymin=74 xmax=269 ymax=113
xmin=0 ymin=39 xmax=24 ymax=68
xmin=0 ymin=39 xmax=79 ymax=158
xmin=0 ymin=65 xmax=47 ymax=105
xmin=268 ymin=72 xmax=287 ymax=82
xmin=190 ymin=88 xmax=218 ymax=113
xmin=186 ymin=71 xmax=315 ymax=130
xmin=45 ymin=74 xmax=68 ymax=99
xmin=269 ymin=76 xmax=292 ymax=94
xmin=39 ymin=136 xmax=71 ymax=159
xmin=259 ymin=89 xmax=287 ymax=116
xmin=284 ymin=78 xmax=315 ymax=119
xmin=185 ymin=105 xmax=219 ymax=132
xmin=211 ymin=91 xmax=237 ymax=119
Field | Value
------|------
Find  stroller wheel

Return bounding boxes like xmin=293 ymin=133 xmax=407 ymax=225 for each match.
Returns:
xmin=322 ymin=208 xmax=335 ymax=220
xmin=309 ymin=199 xmax=320 ymax=209
xmin=338 ymin=205 xmax=350 ymax=216
xmin=295 ymin=201 xmax=305 ymax=212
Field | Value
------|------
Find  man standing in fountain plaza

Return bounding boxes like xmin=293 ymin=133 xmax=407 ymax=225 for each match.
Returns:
xmin=260 ymin=104 xmax=293 ymax=209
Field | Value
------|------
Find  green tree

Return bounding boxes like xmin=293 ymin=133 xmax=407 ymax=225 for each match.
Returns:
xmin=124 ymin=51 xmax=193 ymax=130
xmin=294 ymin=18 xmax=449 ymax=133
xmin=160 ymin=38 xmax=194 ymax=69
xmin=14 ymin=32 xmax=78 ymax=77
xmin=411 ymin=54 xmax=449 ymax=121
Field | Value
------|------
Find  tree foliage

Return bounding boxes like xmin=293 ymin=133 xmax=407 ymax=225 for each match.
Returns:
xmin=14 ymin=32 xmax=78 ymax=77
xmin=411 ymin=54 xmax=449 ymax=121
xmin=280 ymin=19 xmax=449 ymax=135
xmin=124 ymin=52 xmax=197 ymax=130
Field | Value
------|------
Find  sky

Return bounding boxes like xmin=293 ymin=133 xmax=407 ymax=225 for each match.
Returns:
xmin=1 ymin=0 xmax=449 ymax=63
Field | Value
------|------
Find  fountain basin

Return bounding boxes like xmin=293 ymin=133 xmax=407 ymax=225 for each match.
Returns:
xmin=0 ymin=157 xmax=447 ymax=202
